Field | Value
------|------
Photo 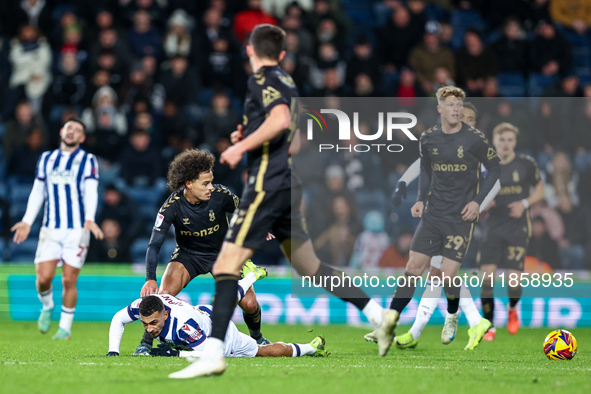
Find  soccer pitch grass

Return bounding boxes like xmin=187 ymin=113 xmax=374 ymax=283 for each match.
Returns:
xmin=1 ymin=322 xmax=590 ymax=394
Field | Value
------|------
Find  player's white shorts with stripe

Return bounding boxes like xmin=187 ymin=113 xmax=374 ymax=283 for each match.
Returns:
xmin=35 ymin=227 xmax=90 ymax=269
xmin=224 ymin=321 xmax=259 ymax=358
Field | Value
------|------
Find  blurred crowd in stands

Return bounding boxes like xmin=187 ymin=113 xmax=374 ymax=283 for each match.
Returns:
xmin=0 ymin=0 xmax=590 ymax=271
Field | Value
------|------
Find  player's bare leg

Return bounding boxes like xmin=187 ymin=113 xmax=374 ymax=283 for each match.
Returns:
xmin=284 ymin=238 xmax=385 ymax=335
xmin=53 ymin=262 xmax=80 ymax=339
xmin=480 ymin=263 xmax=498 ymax=341
xmin=159 ymin=262 xmax=192 ymax=296
xmin=256 ymin=336 xmax=328 ymax=357
xmin=440 ymin=257 xmax=462 ymax=344
xmin=506 ymin=268 xmax=522 ymax=335
xmin=35 ymin=259 xmax=59 ymax=334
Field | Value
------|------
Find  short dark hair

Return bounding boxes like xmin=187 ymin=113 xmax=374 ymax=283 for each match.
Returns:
xmin=463 ymin=101 xmax=478 ymax=119
xmin=64 ymin=117 xmax=86 ymax=133
xmin=167 ymin=149 xmax=215 ymax=191
xmin=249 ymin=24 xmax=286 ymax=60
xmin=139 ymin=296 xmax=164 ymax=317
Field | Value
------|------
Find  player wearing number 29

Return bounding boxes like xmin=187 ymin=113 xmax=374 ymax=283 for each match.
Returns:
xmin=478 ymin=123 xmax=545 ymax=341
xmin=10 ymin=118 xmax=104 ymax=340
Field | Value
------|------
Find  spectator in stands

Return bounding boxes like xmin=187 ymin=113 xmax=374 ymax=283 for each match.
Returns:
xmin=489 ymin=99 xmax=533 ymax=152
xmin=87 ymin=8 xmax=116 ymax=44
xmin=45 ymin=49 xmax=86 ymax=113
xmin=408 ymin=21 xmax=455 ymax=94
xmin=88 ymin=218 xmax=132 ymax=263
xmin=3 ymin=101 xmax=47 ymax=162
xmin=303 ymin=0 xmax=351 ymax=43
xmin=394 ymin=66 xmax=426 ymax=106
xmin=7 ymin=127 xmax=44 ymax=180
xmin=197 ymin=7 xmax=232 ymax=60
xmin=346 ymin=36 xmax=380 ymax=90
xmin=572 ymin=100 xmax=591 ymax=171
xmin=118 ymin=129 xmax=162 ymax=187
xmin=313 ymin=67 xmax=346 ymax=96
xmin=455 ymin=29 xmax=498 ymax=92
xmin=314 ymin=195 xmax=360 ymax=266
xmin=233 ymin=0 xmax=277 ymax=43
xmin=158 ymin=55 xmax=200 ymax=109
xmin=281 ymin=14 xmax=314 ymax=57
xmin=90 ymin=28 xmax=131 ymax=75
xmin=350 ymin=210 xmax=391 ymax=268
xmin=202 ymin=92 xmax=240 ymax=149
xmin=262 ymin=0 xmax=314 ymax=18
xmin=535 ymin=99 xmax=568 ymax=155
xmin=377 ymin=6 xmax=422 ymax=73
xmin=547 ymin=151 xmax=579 ymax=206
xmin=163 ymin=9 xmax=196 ymax=61
xmin=315 ymin=18 xmax=347 ymax=55
xmin=550 ymin=0 xmax=591 ymax=36
xmin=8 ymin=25 xmax=52 ymax=112
xmin=82 ymin=86 xmax=127 ymax=135
xmin=201 ymin=34 xmax=239 ymax=91
xmin=309 ymin=42 xmax=346 ymax=93
xmin=491 ymin=17 xmax=528 ymax=76
xmin=556 ymin=194 xmax=590 ymax=269
xmin=529 ymin=216 xmax=561 ymax=269
xmin=529 ymin=19 xmax=572 ymax=77
xmin=98 ymin=183 xmax=143 ymax=243
xmin=162 ymin=99 xmax=200 ymax=149
xmin=127 ymin=9 xmax=162 ymax=58
xmin=379 ymin=230 xmax=413 ymax=268
xmin=6 ymin=0 xmax=52 ymax=37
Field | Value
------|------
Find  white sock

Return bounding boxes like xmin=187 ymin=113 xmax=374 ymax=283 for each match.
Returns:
xmin=362 ymin=299 xmax=383 ymax=328
xmin=459 ymin=284 xmax=482 ymax=328
xmin=38 ymin=288 xmax=54 ymax=311
xmin=409 ymin=281 xmax=442 ymax=339
xmin=236 ymin=272 xmax=257 ymax=302
xmin=290 ymin=343 xmax=315 ymax=357
xmin=59 ymin=306 xmax=75 ymax=333
xmin=203 ymin=337 xmax=225 ymax=359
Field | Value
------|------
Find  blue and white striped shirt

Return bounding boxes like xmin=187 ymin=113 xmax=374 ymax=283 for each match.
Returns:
xmin=34 ymin=147 xmax=99 ymax=229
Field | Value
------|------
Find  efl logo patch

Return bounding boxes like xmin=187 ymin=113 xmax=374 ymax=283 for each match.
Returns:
xmin=155 ymin=214 xmax=164 ymax=228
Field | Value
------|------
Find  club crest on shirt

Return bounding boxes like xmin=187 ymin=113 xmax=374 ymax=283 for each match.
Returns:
xmin=431 ymin=148 xmax=438 ymax=155
xmin=209 ymin=210 xmax=215 ymax=222
xmin=183 ymin=218 xmax=190 ymax=225
xmin=513 ymin=170 xmax=520 ymax=182
xmin=457 ymin=145 xmax=464 ymax=159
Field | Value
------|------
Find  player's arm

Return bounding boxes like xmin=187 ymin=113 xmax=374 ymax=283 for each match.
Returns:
xmin=392 ymin=158 xmax=420 ymax=207
xmin=221 ymin=104 xmax=291 ymax=169
xmin=142 ymin=206 xmax=174 ymax=296
xmin=508 ymin=159 xmax=544 ymax=218
xmin=11 ymin=154 xmax=48 ymax=244
xmin=413 ymin=139 xmax=432 ymax=218
xmin=107 ymin=303 xmax=139 ymax=356
xmin=463 ymin=137 xmax=501 ymax=221
xmin=82 ymin=156 xmax=103 ymax=240
xmin=479 ymin=179 xmax=501 ymax=213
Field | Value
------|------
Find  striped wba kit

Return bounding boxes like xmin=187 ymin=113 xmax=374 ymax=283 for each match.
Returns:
xmin=35 ymin=147 xmax=99 ymax=229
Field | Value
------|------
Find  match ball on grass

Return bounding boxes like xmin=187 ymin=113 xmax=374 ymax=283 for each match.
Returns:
xmin=543 ymin=329 xmax=577 ymax=360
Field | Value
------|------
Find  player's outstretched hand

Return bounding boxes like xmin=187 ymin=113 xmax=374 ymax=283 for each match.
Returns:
xmin=220 ymin=144 xmax=245 ymax=169
xmin=507 ymin=200 xmax=526 ymax=219
xmin=266 ymin=232 xmax=275 ymax=241
xmin=84 ymin=220 xmax=104 ymax=240
xmin=141 ymin=280 xmax=159 ymax=297
xmin=150 ymin=344 xmax=179 ymax=357
xmin=461 ymin=201 xmax=480 ymax=221
xmin=230 ymin=124 xmax=243 ymax=144
xmin=10 ymin=222 xmax=31 ymax=244
xmin=411 ymin=201 xmax=424 ymax=218
xmin=392 ymin=181 xmax=407 ymax=207
xmin=106 ymin=351 xmax=119 ymax=356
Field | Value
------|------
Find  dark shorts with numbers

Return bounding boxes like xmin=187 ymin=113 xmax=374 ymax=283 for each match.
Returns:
xmin=478 ymin=220 xmax=530 ymax=271
xmin=410 ymin=213 xmax=475 ymax=263
xmin=224 ymin=185 xmax=310 ymax=250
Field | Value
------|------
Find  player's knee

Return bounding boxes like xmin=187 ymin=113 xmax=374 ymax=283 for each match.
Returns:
xmin=241 ymin=296 xmax=258 ymax=314
xmin=61 ymin=274 xmax=77 ymax=289
xmin=37 ymin=274 xmax=52 ymax=288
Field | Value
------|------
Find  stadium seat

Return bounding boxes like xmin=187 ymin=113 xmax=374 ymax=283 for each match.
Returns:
xmin=556 ymin=26 xmax=591 ymax=85
xmin=449 ymin=10 xmax=485 ymax=50
xmin=497 ymin=72 xmax=526 ymax=97
xmin=130 ymin=237 xmax=151 ymax=265
xmin=528 ymin=73 xmax=557 ymax=97
xmin=160 ymin=239 xmax=177 ymax=265
xmin=9 ymin=237 xmax=38 ymax=263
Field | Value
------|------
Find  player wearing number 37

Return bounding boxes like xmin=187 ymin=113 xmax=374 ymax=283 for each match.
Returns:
xmin=11 ymin=118 xmax=104 ymax=340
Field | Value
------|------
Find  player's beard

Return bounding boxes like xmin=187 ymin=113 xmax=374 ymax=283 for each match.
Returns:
xmin=61 ymin=137 xmax=78 ymax=148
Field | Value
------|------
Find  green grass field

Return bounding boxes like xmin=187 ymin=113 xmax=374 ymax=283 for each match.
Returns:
xmin=1 ymin=322 xmax=590 ymax=394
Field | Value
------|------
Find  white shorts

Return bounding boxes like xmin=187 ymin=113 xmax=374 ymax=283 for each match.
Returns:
xmin=224 ymin=321 xmax=259 ymax=358
xmin=35 ymin=227 xmax=90 ymax=269
xmin=430 ymin=255 xmax=443 ymax=269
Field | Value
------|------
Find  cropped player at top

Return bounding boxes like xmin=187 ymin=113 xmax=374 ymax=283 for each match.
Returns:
xmin=107 ymin=293 xmax=327 ymax=358
xmin=134 ymin=149 xmax=270 ymax=355
xmin=479 ymin=122 xmax=545 ymax=341
xmin=169 ymin=24 xmax=386 ymax=379
xmin=374 ymin=86 xmax=501 ymax=356
xmin=11 ymin=118 xmax=104 ymax=340
xmin=369 ymin=102 xmax=499 ymax=350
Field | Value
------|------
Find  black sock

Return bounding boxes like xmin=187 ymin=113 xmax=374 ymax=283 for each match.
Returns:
xmin=444 ymin=282 xmax=461 ymax=314
xmin=481 ymin=283 xmax=494 ymax=323
xmin=210 ymin=274 xmax=240 ymax=341
xmin=389 ymin=272 xmax=417 ymax=313
xmin=141 ymin=329 xmax=154 ymax=346
xmin=509 ymin=285 xmax=522 ymax=308
xmin=313 ymin=263 xmax=370 ymax=310
xmin=243 ymin=303 xmax=262 ymax=340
